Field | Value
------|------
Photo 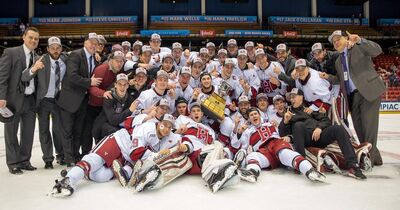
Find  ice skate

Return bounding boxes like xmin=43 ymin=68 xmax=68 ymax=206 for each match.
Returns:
xmin=127 ymin=160 xmax=143 ymax=188
xmin=323 ymin=155 xmax=342 ymax=174
xmin=306 ymin=168 xmax=326 ymax=183
xmin=48 ymin=177 xmax=74 ymax=197
xmin=135 ymin=165 xmax=161 ymax=192
xmin=207 ymin=162 xmax=238 ymax=193
xmin=237 ymin=168 xmax=259 ymax=183
xmin=112 ymin=159 xmax=129 ymax=187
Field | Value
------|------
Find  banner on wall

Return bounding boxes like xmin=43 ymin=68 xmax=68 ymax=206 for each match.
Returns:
xmin=283 ymin=31 xmax=298 ymax=37
xmin=380 ymin=102 xmax=400 ymax=112
xmin=31 ymin=16 xmax=138 ymax=24
xmin=200 ymin=30 xmax=216 ymax=37
xmin=151 ymin=16 xmax=257 ymax=23
xmin=140 ymin=30 xmax=190 ymax=36
xmin=268 ymin=16 xmax=369 ymax=26
xmin=0 ymin=18 xmax=19 ymax=25
xmin=377 ymin=19 xmax=400 ymax=26
xmin=225 ymin=30 xmax=273 ymax=36
xmin=115 ymin=30 xmax=131 ymax=37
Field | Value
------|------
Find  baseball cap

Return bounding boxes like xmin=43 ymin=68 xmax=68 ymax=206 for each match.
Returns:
xmin=161 ymin=113 xmax=175 ymax=126
xmin=121 ymin=41 xmax=131 ymax=48
xmin=97 ymin=35 xmax=107 ymax=44
xmin=272 ymin=95 xmax=285 ymax=104
xmin=218 ymin=49 xmax=227 ymax=55
xmin=176 ymin=97 xmax=188 ymax=105
xmin=189 ymin=102 xmax=201 ymax=111
xmin=246 ymin=107 xmax=259 ymax=115
xmin=142 ymin=45 xmax=152 ymax=53
xmin=157 ymin=70 xmax=169 ymax=79
xmin=238 ymin=49 xmax=248 ymax=57
xmin=172 ymin=42 xmax=183 ymax=50
xmin=162 ymin=53 xmax=173 ymax=62
xmin=151 ymin=33 xmax=161 ymax=41
xmin=135 ymin=67 xmax=147 ymax=75
xmin=206 ymin=42 xmax=215 ymax=48
xmin=286 ymin=88 xmax=304 ymax=99
xmin=112 ymin=44 xmax=123 ymax=52
xmin=275 ymin=43 xmax=287 ymax=52
xmin=328 ymin=30 xmax=343 ymax=43
xmin=255 ymin=48 xmax=265 ymax=57
xmin=238 ymin=95 xmax=249 ymax=104
xmin=199 ymin=48 xmax=209 ymax=54
xmin=158 ymin=98 xmax=170 ymax=107
xmin=245 ymin=41 xmax=255 ymax=49
xmin=227 ymin=39 xmax=237 ymax=46
xmin=192 ymin=57 xmax=203 ymax=65
xmin=133 ymin=40 xmax=143 ymax=47
xmin=311 ymin=43 xmax=323 ymax=52
xmin=87 ymin=32 xmax=99 ymax=42
xmin=111 ymin=50 xmax=125 ymax=59
xmin=224 ymin=58 xmax=235 ymax=66
xmin=48 ymin=36 xmax=61 ymax=46
xmin=116 ymin=73 xmax=128 ymax=82
xmin=294 ymin=59 xmax=307 ymax=69
xmin=180 ymin=66 xmax=191 ymax=76
xmin=256 ymin=93 xmax=268 ymax=101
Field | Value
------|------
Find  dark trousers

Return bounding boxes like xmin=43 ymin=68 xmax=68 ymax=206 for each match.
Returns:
xmin=81 ymin=105 xmax=102 ymax=156
xmin=59 ymin=97 xmax=88 ymax=164
xmin=349 ymin=90 xmax=381 ymax=163
xmin=291 ymin=122 xmax=358 ymax=168
xmin=4 ymin=95 xmax=36 ymax=169
xmin=37 ymin=98 xmax=63 ymax=163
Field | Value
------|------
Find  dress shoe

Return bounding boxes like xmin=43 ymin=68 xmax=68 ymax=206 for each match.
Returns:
xmin=45 ymin=162 xmax=54 ymax=169
xmin=57 ymin=159 xmax=66 ymax=166
xmin=20 ymin=164 xmax=37 ymax=171
xmin=9 ymin=167 xmax=23 ymax=175
xmin=373 ymin=151 xmax=383 ymax=166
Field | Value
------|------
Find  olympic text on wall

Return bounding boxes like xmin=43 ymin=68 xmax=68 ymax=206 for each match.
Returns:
xmin=31 ymin=16 xmax=138 ymax=24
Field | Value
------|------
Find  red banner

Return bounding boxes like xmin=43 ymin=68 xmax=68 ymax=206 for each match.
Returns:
xmin=115 ymin=30 xmax=131 ymax=37
xmin=200 ymin=30 xmax=216 ymax=37
xmin=283 ymin=31 xmax=298 ymax=37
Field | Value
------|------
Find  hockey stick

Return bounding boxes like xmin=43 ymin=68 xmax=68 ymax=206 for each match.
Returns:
xmin=331 ymin=96 xmax=359 ymax=145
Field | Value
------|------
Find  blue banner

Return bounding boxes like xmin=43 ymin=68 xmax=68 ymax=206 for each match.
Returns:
xmin=140 ymin=30 xmax=191 ymax=36
xmin=0 ymin=18 xmax=19 ymax=25
xmin=31 ymin=16 xmax=137 ymax=24
xmin=377 ymin=19 xmax=400 ymax=26
xmin=151 ymin=16 xmax=257 ymax=23
xmin=268 ymin=16 xmax=368 ymax=26
xmin=225 ymin=30 xmax=273 ymax=36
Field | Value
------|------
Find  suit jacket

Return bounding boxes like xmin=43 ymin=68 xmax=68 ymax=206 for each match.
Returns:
xmin=21 ymin=53 xmax=67 ymax=107
xmin=56 ymin=48 xmax=97 ymax=113
xmin=329 ymin=38 xmax=386 ymax=102
xmin=0 ymin=45 xmax=32 ymax=112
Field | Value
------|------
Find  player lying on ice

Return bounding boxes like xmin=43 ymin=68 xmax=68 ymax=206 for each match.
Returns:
xmin=233 ymin=107 xmax=326 ymax=183
xmin=49 ymin=114 xmax=181 ymax=197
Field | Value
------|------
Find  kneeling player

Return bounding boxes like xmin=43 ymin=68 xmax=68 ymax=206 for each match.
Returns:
xmin=236 ymin=108 xmax=325 ymax=183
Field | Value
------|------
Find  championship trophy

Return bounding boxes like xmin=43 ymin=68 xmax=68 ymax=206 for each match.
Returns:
xmin=200 ymin=92 xmax=226 ymax=121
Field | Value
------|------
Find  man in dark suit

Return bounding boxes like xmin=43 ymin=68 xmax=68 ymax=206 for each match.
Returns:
xmin=0 ymin=27 xmax=43 ymax=174
xmin=323 ymin=30 xmax=385 ymax=166
xmin=56 ymin=33 xmax=102 ymax=166
xmin=22 ymin=36 xmax=67 ymax=169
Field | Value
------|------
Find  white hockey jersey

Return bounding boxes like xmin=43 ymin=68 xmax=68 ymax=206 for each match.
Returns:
xmin=136 ymin=88 xmax=175 ymax=113
xmin=255 ymin=61 xmax=287 ymax=98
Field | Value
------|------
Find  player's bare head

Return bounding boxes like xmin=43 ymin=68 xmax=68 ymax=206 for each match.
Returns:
xmin=247 ymin=107 xmax=261 ymax=126
xmin=200 ymin=72 xmax=212 ymax=89
xmin=23 ymin=27 xmax=40 ymax=51
xmin=190 ymin=103 xmax=203 ymax=122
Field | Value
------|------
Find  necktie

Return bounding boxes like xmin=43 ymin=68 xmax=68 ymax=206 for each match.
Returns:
xmin=55 ymin=61 xmax=61 ymax=93
xmin=89 ymin=56 xmax=93 ymax=76
xmin=340 ymin=52 xmax=351 ymax=95
xmin=28 ymin=52 xmax=33 ymax=68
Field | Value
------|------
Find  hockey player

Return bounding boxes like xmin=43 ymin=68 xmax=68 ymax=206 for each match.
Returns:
xmin=255 ymin=93 xmax=272 ymax=123
xmin=235 ymin=107 xmax=326 ymax=183
xmin=175 ymin=103 xmax=240 ymax=192
xmin=275 ymin=43 xmax=297 ymax=77
xmin=189 ymin=58 xmax=203 ymax=88
xmin=279 ymin=88 xmax=367 ymax=179
xmin=206 ymin=42 xmax=217 ymax=60
xmin=49 ymin=114 xmax=177 ymax=197
xmin=227 ymin=39 xmax=238 ymax=58
xmin=172 ymin=66 xmax=193 ymax=101
xmin=231 ymin=95 xmax=251 ymax=135
xmin=236 ymin=49 xmax=260 ymax=103
xmin=121 ymin=41 xmax=131 ymax=55
xmin=254 ymin=48 xmax=287 ymax=100
xmin=245 ymin=41 xmax=256 ymax=64
xmin=136 ymin=70 xmax=176 ymax=113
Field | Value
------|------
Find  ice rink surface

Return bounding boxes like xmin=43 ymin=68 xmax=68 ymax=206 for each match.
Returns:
xmin=0 ymin=114 xmax=399 ymax=210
